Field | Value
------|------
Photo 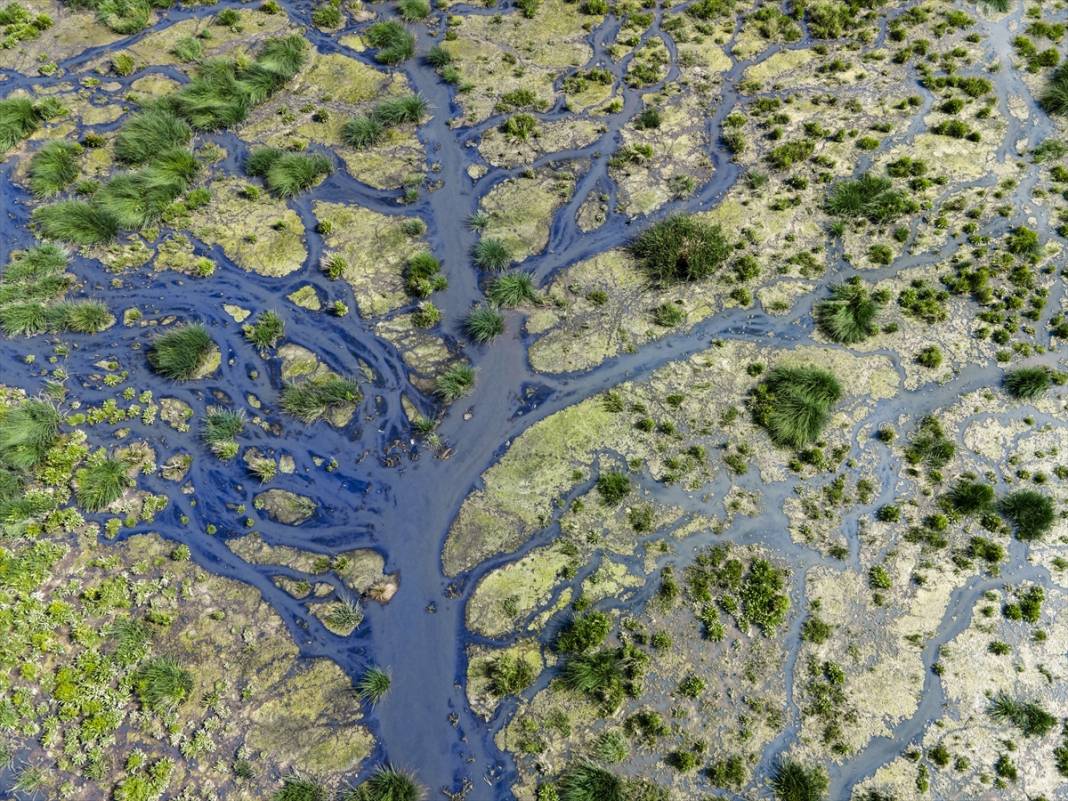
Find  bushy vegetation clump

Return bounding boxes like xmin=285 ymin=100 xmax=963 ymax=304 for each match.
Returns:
xmin=0 ymin=398 xmax=61 ymax=472
xmin=365 ymin=20 xmax=415 ymax=64
xmin=133 ymin=656 xmax=192 ymax=714
xmin=814 ymin=278 xmax=884 ymax=343
xmin=0 ymin=244 xmax=113 ymax=336
xmin=356 ymin=667 xmax=391 ymax=705
xmin=998 ymin=489 xmax=1055 ymax=541
xmin=629 ymin=215 xmax=729 ymax=285
xmin=750 ymin=365 xmax=842 ymax=449
xmin=904 ymin=416 xmax=955 ymax=469
xmin=557 ymin=763 xmax=625 ymax=801
xmin=201 ymin=407 xmax=245 ymax=459
xmin=243 ymin=309 xmax=285 ymax=350
xmin=1040 ymin=62 xmax=1068 ymax=116
xmin=472 ymin=238 xmax=513 ymax=271
xmin=33 ymin=200 xmax=119 ymax=244
xmin=272 ymin=776 xmax=326 ymax=801
xmin=339 ymin=93 xmax=427 ymax=150
xmin=555 ymin=610 xmax=611 ymax=654
xmin=486 ymin=652 xmax=536 ymax=696
xmin=0 ymin=96 xmax=62 ymax=152
xmin=465 ymin=304 xmax=504 ymax=343
xmin=826 ymin=173 xmax=917 ymax=224
xmin=435 ymin=363 xmax=475 ymax=401
xmin=944 ymin=478 xmax=994 ymax=516
xmin=488 ymin=272 xmax=537 ymax=307
xmin=280 ymin=376 xmax=361 ymax=422
xmin=28 ymin=140 xmax=82 ymax=196
xmin=344 ymin=766 xmax=424 ymax=801
xmin=770 ymin=759 xmax=828 ymax=801
xmin=147 ymin=324 xmax=217 ymax=380
xmin=246 ymin=147 xmax=332 ymax=197
xmin=114 ymin=107 xmax=192 ymax=164
xmin=164 ymin=34 xmax=307 ymax=130
xmin=1003 ymin=366 xmax=1055 ymax=399
xmin=0 ymin=2 xmax=53 ymax=49
xmin=74 ymin=456 xmax=131 ymax=511
xmin=404 ymin=252 xmax=446 ymax=297
xmin=988 ymin=691 xmax=1057 ymax=736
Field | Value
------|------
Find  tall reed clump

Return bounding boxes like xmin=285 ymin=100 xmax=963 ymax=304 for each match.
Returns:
xmin=33 ymin=36 xmax=306 ymax=244
xmin=814 ymin=277 xmax=884 ymax=344
xmin=147 ymin=324 xmax=217 ymax=380
xmin=0 ymin=244 xmax=113 ymax=336
xmin=246 ymin=147 xmax=332 ymax=197
xmin=750 ymin=365 xmax=842 ymax=449
xmin=341 ymin=93 xmax=428 ymax=150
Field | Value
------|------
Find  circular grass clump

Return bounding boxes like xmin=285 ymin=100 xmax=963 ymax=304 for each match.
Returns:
xmin=769 ymin=759 xmax=828 ymax=801
xmin=487 ymin=272 xmax=537 ymax=307
xmin=1002 ymin=366 xmax=1054 ymax=400
xmin=148 ymin=324 xmax=217 ymax=380
xmin=133 ymin=656 xmax=193 ymax=714
xmin=465 ymin=304 xmax=504 ymax=343
xmin=998 ymin=489 xmax=1055 ymax=542
xmin=434 ymin=363 xmax=475 ymax=401
xmin=750 ymin=365 xmax=842 ymax=450
xmin=814 ymin=278 xmax=882 ymax=344
xmin=629 ymin=214 xmax=729 ymax=285
xmin=341 ymin=115 xmax=385 ymax=149
xmin=75 ymin=457 xmax=132 ymax=512
xmin=472 ymin=238 xmax=512 ymax=271
xmin=347 ymin=766 xmax=425 ymax=801
xmin=557 ymin=763 xmax=626 ymax=801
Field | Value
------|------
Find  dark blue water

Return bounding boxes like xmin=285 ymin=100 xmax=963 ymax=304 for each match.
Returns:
xmin=1 ymin=0 xmax=1064 ymax=797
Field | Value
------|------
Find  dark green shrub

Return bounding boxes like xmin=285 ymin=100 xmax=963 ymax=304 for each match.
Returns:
xmin=750 ymin=366 xmax=842 ymax=449
xmin=373 ymin=94 xmax=428 ymax=125
xmin=148 ymin=324 xmax=216 ymax=380
xmin=1039 ymin=62 xmax=1068 ymax=115
xmin=998 ymin=489 xmax=1055 ymax=541
xmin=341 ymin=115 xmax=384 ymax=149
xmin=356 ymin=667 xmax=391 ymax=705
xmin=0 ymin=399 xmax=61 ymax=471
xmin=487 ymin=653 xmax=536 ymax=696
xmin=815 ymin=278 xmax=881 ymax=343
xmin=945 ymin=479 xmax=994 ymax=515
xmin=273 ymin=776 xmax=326 ymax=801
xmin=629 ymin=215 xmax=729 ymax=285
xmin=344 ymin=767 xmax=424 ymax=801
xmin=397 ymin=0 xmax=429 ymax=21
xmin=465 ymin=304 xmax=504 ymax=343
xmin=243 ymin=310 xmax=285 ymax=350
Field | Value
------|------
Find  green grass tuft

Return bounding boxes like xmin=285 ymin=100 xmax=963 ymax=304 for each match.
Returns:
xmin=341 ymin=115 xmax=384 ymax=149
xmin=770 ymin=759 xmax=828 ymax=801
xmin=1040 ymin=62 xmax=1068 ymax=116
xmin=246 ymin=148 xmax=332 ymax=197
xmin=814 ymin=277 xmax=882 ymax=343
xmin=280 ymin=376 xmax=361 ymax=422
xmin=988 ymin=691 xmax=1057 ymax=736
xmin=397 ymin=0 xmax=430 ymax=21
xmin=28 ymin=140 xmax=82 ymax=196
xmin=345 ymin=766 xmax=424 ymax=801
xmin=114 ymin=107 xmax=192 ymax=164
xmin=629 ymin=214 xmax=729 ymax=285
xmin=94 ymin=0 xmax=151 ymax=34
xmin=134 ymin=656 xmax=193 ymax=714
xmin=998 ymin=489 xmax=1055 ymax=541
xmin=0 ymin=97 xmax=59 ymax=152
xmin=365 ymin=21 xmax=415 ymax=64
xmin=0 ymin=398 xmax=61 ymax=471
xmin=372 ymin=94 xmax=428 ymax=125
xmin=272 ymin=776 xmax=326 ymax=801
xmin=1003 ymin=366 xmax=1053 ymax=400
xmin=557 ymin=763 xmax=625 ymax=801
xmin=243 ymin=309 xmax=285 ymax=350
xmin=750 ymin=365 xmax=842 ymax=449
xmin=33 ymin=200 xmax=120 ymax=244
xmin=945 ymin=478 xmax=994 ymax=515
xmin=487 ymin=272 xmax=537 ymax=307
xmin=75 ymin=457 xmax=131 ymax=511
xmin=356 ymin=667 xmax=391 ymax=706
xmin=826 ymin=173 xmax=917 ymax=224
xmin=435 ymin=363 xmax=475 ymax=401
xmin=472 ymin=238 xmax=512 ymax=271
xmin=465 ymin=304 xmax=504 ymax=343
xmin=148 ymin=324 xmax=216 ymax=380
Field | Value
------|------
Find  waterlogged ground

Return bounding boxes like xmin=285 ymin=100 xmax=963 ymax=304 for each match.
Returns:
xmin=0 ymin=0 xmax=1066 ymax=799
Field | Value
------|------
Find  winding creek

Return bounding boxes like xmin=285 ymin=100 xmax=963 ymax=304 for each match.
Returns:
xmin=1 ymin=0 xmax=1065 ymax=797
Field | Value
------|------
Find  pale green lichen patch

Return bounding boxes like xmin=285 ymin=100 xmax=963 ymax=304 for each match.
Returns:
xmin=189 ymin=179 xmax=306 ymax=277
xmin=466 ymin=639 xmax=544 ymax=719
xmin=479 ymin=167 xmax=577 ymax=261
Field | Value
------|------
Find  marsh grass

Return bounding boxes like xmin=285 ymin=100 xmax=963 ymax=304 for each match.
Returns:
xmin=365 ymin=21 xmax=414 ymax=64
xmin=325 ymin=595 xmax=364 ymax=630
xmin=434 ymin=363 xmax=474 ymax=401
xmin=988 ymin=691 xmax=1057 ymax=736
xmin=0 ymin=244 xmax=113 ymax=335
xmin=356 ymin=667 xmax=391 ymax=705
xmin=1003 ymin=366 xmax=1053 ymax=400
xmin=826 ymin=173 xmax=917 ymax=224
xmin=93 ymin=0 xmax=152 ymax=34
xmin=472 ymin=238 xmax=512 ymax=271
xmin=397 ymin=0 xmax=430 ymax=20
xmin=815 ymin=278 xmax=881 ymax=343
xmin=75 ymin=457 xmax=131 ymax=511
xmin=751 ymin=366 xmax=842 ymax=449
xmin=243 ymin=309 xmax=285 ymax=350
xmin=1040 ymin=62 xmax=1068 ymax=116
xmin=341 ymin=115 xmax=384 ymax=149
xmin=246 ymin=147 xmax=331 ymax=197
xmin=0 ymin=398 xmax=61 ymax=471
xmin=202 ymin=407 xmax=245 ymax=458
xmin=148 ymin=324 xmax=216 ymax=380
xmin=945 ymin=478 xmax=994 ymax=515
xmin=629 ymin=215 xmax=729 ymax=285
xmin=134 ymin=656 xmax=193 ymax=714
xmin=998 ymin=489 xmax=1055 ymax=541
xmin=114 ymin=107 xmax=192 ymax=164
xmin=0 ymin=97 xmax=61 ymax=152
xmin=28 ymin=140 xmax=82 ymax=196
xmin=465 ymin=304 xmax=504 ymax=343
xmin=405 ymin=252 xmax=446 ymax=297
xmin=273 ymin=776 xmax=326 ymax=801
xmin=487 ymin=272 xmax=537 ymax=307
xmin=33 ymin=200 xmax=119 ymax=244
xmin=372 ymin=94 xmax=427 ymax=126
xmin=770 ymin=760 xmax=828 ymax=801
xmin=280 ymin=376 xmax=360 ymax=422
xmin=94 ymin=148 xmax=198 ymax=228
xmin=345 ymin=767 xmax=425 ymax=801
xmin=557 ymin=763 xmax=625 ymax=801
